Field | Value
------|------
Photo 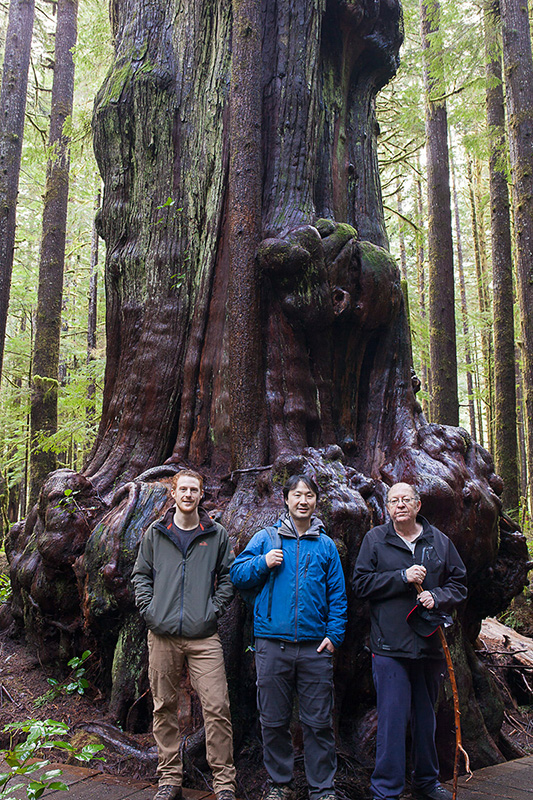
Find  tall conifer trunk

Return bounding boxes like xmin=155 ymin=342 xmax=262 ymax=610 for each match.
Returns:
xmin=29 ymin=0 xmax=78 ymax=505
xmin=484 ymin=1 xmax=518 ymax=515
xmin=420 ymin=0 xmax=459 ymax=426
xmin=0 ymin=0 xmax=35 ymax=382
xmin=450 ymin=148 xmax=476 ymax=439
xmin=499 ymin=0 xmax=533 ymax=510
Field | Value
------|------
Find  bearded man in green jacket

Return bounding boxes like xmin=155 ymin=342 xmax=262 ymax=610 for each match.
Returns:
xmin=132 ymin=469 xmax=236 ymax=800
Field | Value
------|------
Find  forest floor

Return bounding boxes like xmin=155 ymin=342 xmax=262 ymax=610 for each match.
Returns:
xmin=0 ymin=632 xmax=158 ymax=781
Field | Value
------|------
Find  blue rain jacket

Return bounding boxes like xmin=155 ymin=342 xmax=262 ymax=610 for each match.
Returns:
xmin=230 ymin=515 xmax=347 ymax=648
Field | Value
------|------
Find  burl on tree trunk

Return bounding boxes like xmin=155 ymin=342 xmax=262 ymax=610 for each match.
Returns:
xmin=6 ymin=0 xmax=530 ymax=789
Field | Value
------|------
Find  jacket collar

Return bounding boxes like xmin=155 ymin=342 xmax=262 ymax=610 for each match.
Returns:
xmin=279 ymin=513 xmax=324 ymax=539
xmin=385 ymin=515 xmax=434 ymax=547
xmin=156 ymin=505 xmax=217 ymax=535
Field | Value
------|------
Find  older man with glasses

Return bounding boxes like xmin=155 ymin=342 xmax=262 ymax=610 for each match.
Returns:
xmin=352 ymin=482 xmax=467 ymax=800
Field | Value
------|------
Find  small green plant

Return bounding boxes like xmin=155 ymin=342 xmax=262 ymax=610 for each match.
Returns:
xmin=0 ymin=718 xmax=104 ymax=799
xmin=34 ymin=651 xmax=91 ymax=708
xmin=52 ymin=488 xmax=81 ymax=513
xmin=0 ymin=574 xmax=11 ymax=604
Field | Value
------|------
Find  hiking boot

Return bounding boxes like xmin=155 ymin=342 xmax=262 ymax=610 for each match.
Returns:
xmin=261 ymin=783 xmax=294 ymax=800
xmin=153 ymin=785 xmax=182 ymax=800
xmin=412 ymin=785 xmax=452 ymax=800
xmin=216 ymin=791 xmax=237 ymax=800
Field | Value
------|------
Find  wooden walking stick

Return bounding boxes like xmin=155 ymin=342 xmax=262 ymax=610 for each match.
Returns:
xmin=414 ymin=583 xmax=472 ymax=800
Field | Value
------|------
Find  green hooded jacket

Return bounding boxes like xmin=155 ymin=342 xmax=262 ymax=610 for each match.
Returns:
xmin=132 ymin=507 xmax=235 ymax=638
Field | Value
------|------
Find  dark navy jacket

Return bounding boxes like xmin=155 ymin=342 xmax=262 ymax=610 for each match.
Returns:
xmin=230 ymin=515 xmax=347 ymax=648
xmin=352 ymin=516 xmax=467 ymax=658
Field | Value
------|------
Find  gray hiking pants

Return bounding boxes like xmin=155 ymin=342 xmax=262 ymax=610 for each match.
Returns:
xmin=255 ymin=638 xmax=337 ymax=800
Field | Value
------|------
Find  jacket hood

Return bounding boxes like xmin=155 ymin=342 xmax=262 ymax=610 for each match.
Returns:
xmin=279 ymin=513 xmax=325 ymax=538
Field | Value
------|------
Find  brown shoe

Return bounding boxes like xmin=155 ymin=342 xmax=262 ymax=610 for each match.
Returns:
xmin=216 ymin=791 xmax=237 ymax=800
xmin=153 ymin=785 xmax=182 ymax=800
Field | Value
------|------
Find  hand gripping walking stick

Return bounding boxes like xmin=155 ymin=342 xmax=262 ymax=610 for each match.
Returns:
xmin=414 ymin=583 xmax=472 ymax=800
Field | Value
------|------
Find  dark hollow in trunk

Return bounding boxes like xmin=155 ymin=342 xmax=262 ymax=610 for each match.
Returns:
xmin=6 ymin=0 xmax=530 ymax=792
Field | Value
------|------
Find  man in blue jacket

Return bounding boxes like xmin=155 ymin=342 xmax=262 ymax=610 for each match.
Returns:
xmin=353 ymin=482 xmax=467 ymax=800
xmin=231 ymin=474 xmax=347 ymax=800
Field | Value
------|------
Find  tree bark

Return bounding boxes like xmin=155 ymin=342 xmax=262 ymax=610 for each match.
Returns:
xmin=420 ymin=0 xmax=459 ymax=426
xmin=516 ymin=348 xmax=528 ymax=511
xmin=415 ymin=164 xmax=429 ymax=416
xmin=499 ymin=0 xmax=533 ymax=512
xmin=450 ymin=147 xmax=476 ymax=439
xmin=396 ymin=171 xmax=408 ymax=281
xmin=0 ymin=0 xmax=35 ymax=383
xmin=467 ymin=156 xmax=494 ymax=452
xmin=227 ymin=0 xmax=265 ymax=470
xmin=86 ymin=190 xmax=100 ymax=425
xmin=484 ymin=2 xmax=519 ymax=516
xmin=29 ymin=0 xmax=78 ymax=506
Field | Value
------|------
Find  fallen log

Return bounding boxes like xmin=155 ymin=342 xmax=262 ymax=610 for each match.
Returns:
xmin=477 ymin=618 xmax=533 ymax=668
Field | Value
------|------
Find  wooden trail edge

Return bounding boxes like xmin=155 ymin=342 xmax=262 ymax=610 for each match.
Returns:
xmin=414 ymin=583 xmax=472 ymax=800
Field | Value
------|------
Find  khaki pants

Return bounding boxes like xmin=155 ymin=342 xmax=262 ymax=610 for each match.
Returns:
xmin=148 ymin=630 xmax=236 ymax=793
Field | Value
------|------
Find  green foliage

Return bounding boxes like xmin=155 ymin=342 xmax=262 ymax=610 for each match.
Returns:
xmin=0 ymin=0 xmax=112 ymax=520
xmin=0 ymin=718 xmax=104 ymax=800
xmin=34 ymin=651 xmax=92 ymax=708
xmin=376 ymin=0 xmax=519 ymax=450
xmin=0 ymin=573 xmax=11 ymax=604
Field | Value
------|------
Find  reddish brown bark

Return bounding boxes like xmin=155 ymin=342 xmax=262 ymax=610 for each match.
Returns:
xmin=227 ymin=0 xmax=265 ymax=469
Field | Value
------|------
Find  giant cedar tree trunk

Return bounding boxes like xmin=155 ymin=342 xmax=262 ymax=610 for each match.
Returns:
xmin=0 ymin=0 xmax=35 ymax=383
xmin=29 ymin=0 xmax=78 ymax=506
xmin=420 ymin=0 xmax=459 ymax=426
xmin=498 ymin=0 xmax=533 ymax=511
xmin=484 ymin=2 xmax=519 ymax=515
xmin=6 ymin=0 xmax=530 ymax=789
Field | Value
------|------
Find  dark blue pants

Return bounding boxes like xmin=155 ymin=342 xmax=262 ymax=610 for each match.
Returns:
xmin=371 ymin=654 xmax=446 ymax=800
xmin=255 ymin=638 xmax=336 ymax=800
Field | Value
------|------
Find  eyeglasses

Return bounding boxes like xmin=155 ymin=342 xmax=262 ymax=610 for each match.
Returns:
xmin=387 ymin=496 xmax=416 ymax=506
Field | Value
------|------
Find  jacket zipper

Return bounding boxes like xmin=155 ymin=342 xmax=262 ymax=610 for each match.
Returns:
xmin=178 ymin=557 xmax=186 ymax=636
xmin=294 ymin=537 xmax=300 ymax=640
xmin=411 ymin=547 xmax=420 ymax=658
xmin=304 ymin=553 xmax=310 ymax=577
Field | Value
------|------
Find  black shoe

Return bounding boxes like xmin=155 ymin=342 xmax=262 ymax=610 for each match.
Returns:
xmin=412 ymin=784 xmax=452 ymax=800
xmin=261 ymin=783 xmax=294 ymax=800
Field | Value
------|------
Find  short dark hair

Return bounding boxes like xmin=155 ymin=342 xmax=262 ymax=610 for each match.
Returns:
xmin=282 ymin=474 xmax=319 ymax=502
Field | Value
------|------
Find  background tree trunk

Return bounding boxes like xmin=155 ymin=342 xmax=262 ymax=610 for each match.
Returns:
xmin=6 ymin=0 xmax=530 ymax=790
xmin=499 ymin=0 xmax=533 ymax=513
xmin=450 ymin=147 xmax=476 ymax=440
xmin=29 ymin=0 xmax=78 ymax=506
xmin=0 ymin=0 xmax=35 ymax=384
xmin=86 ymin=190 xmax=100 ymax=427
xmin=420 ymin=0 xmax=459 ymax=426
xmin=484 ymin=2 xmax=519 ymax=516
